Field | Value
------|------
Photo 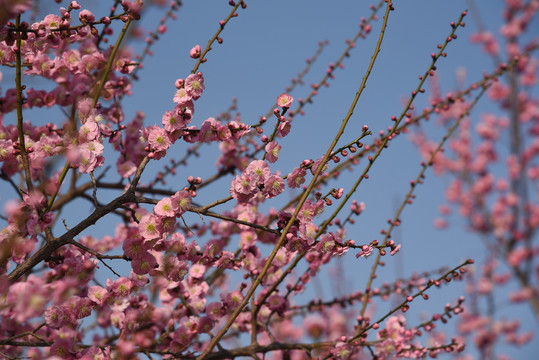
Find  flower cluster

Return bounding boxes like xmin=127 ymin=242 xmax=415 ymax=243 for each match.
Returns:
xmin=230 ymin=159 xmax=284 ymax=204
xmin=0 ymin=1 xmax=537 ymax=360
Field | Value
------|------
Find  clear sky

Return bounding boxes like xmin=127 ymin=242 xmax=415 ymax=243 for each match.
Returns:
xmin=1 ymin=0 xmax=538 ymax=358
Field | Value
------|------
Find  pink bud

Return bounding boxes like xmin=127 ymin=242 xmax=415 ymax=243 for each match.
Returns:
xmin=189 ymin=45 xmax=202 ymax=59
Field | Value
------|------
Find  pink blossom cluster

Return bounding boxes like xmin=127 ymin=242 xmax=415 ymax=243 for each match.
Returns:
xmin=0 ymin=1 xmax=538 ymax=360
xmin=229 ymin=159 xmax=284 ymax=203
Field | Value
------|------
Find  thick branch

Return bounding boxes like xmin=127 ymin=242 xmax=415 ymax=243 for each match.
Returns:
xmin=7 ymin=192 xmax=138 ymax=282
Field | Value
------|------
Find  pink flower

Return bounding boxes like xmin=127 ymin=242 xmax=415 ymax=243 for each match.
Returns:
xmin=267 ymin=294 xmax=287 ymax=312
xmin=139 ymin=214 xmax=162 ymax=240
xmin=350 ymin=200 xmax=365 ymax=215
xmin=333 ymin=342 xmax=352 ymax=359
xmin=189 ymin=263 xmax=206 ymax=279
xmin=287 ymin=167 xmax=306 ymax=189
xmin=79 ymin=141 xmax=104 ymax=160
xmin=64 ymin=296 xmax=93 ymax=321
xmin=175 ymin=101 xmax=195 ymax=123
xmin=197 ymin=117 xmax=220 ymax=143
xmin=217 ymin=123 xmax=232 ymax=140
xmin=160 ymin=216 xmax=176 ymax=234
xmin=222 ymin=290 xmax=244 ymax=311
xmin=470 ymin=31 xmax=499 ymax=55
xmin=132 ymin=251 xmax=157 ymax=275
xmin=230 ymin=173 xmax=259 ymax=204
xmin=45 ymin=305 xmax=65 ymax=329
xmin=278 ymin=120 xmax=291 ymax=137
xmin=159 ymin=256 xmax=188 ymax=281
xmin=154 ymin=197 xmax=175 ymax=217
xmin=162 ymin=110 xmax=187 ymax=132
xmin=79 ymin=9 xmax=95 ymax=23
xmin=356 ymin=244 xmax=374 ymax=258
xmin=122 ymin=237 xmax=146 ymax=259
xmin=107 ymin=277 xmax=133 ymax=298
xmin=23 ymin=190 xmax=46 ymax=209
xmin=265 ymin=141 xmax=281 ymax=163
xmin=88 ymin=285 xmax=109 ymax=306
xmin=111 ymin=310 xmax=127 ymax=330
xmin=171 ymin=190 xmax=191 ymax=216
xmin=245 ymin=160 xmax=270 ymax=185
xmin=310 ymin=156 xmax=328 ymax=175
xmin=197 ymin=316 xmax=214 ymax=333
xmin=148 ymin=126 xmax=171 ymax=152
xmin=173 ymin=87 xmax=192 ymax=106
xmin=276 ymin=93 xmax=293 ymax=108
xmin=78 ymin=148 xmax=98 ymax=173
xmin=185 ymin=72 xmax=205 ymax=99
xmin=77 ymin=97 xmax=94 ymax=118
xmin=49 ymin=339 xmax=74 ymax=358
xmin=80 ymin=346 xmax=108 ymax=360
xmin=262 ymin=174 xmax=285 ymax=198
xmin=173 ymin=325 xmax=194 ymax=346
xmin=206 ymin=301 xmax=224 ymax=320
xmin=117 ymin=158 xmax=137 ymax=178
xmin=190 ymin=45 xmax=202 ymax=59
xmin=79 ymin=118 xmax=99 ymax=142
xmin=297 ymin=200 xmax=316 ymax=223
xmin=122 ymin=0 xmax=143 ymax=16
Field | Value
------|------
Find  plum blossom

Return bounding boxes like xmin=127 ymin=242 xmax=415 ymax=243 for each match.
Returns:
xmin=265 ymin=141 xmax=281 ymax=163
xmin=278 ymin=120 xmax=291 ymax=136
xmin=276 ymin=93 xmax=293 ymax=108
xmin=154 ymin=197 xmax=175 ymax=217
xmin=230 ymin=172 xmax=259 ymax=204
xmin=267 ymin=294 xmax=288 ymax=312
xmin=107 ymin=277 xmax=133 ymax=298
xmin=79 ymin=118 xmax=99 ymax=142
xmin=262 ymin=174 xmax=285 ymax=198
xmin=173 ymin=86 xmax=192 ymax=106
xmin=190 ymin=44 xmax=202 ymax=58
xmin=356 ymin=244 xmax=374 ymax=258
xmin=162 ymin=110 xmax=187 ymax=132
xmin=287 ymin=167 xmax=307 ymax=188
xmin=117 ymin=158 xmax=137 ymax=178
xmin=49 ymin=339 xmax=74 ymax=358
xmin=79 ymin=9 xmax=95 ymax=23
xmin=185 ymin=72 xmax=205 ymax=99
xmin=222 ymin=290 xmax=244 ymax=312
xmin=122 ymin=237 xmax=146 ymax=260
xmin=245 ymin=160 xmax=270 ymax=185
xmin=122 ymin=0 xmax=144 ymax=16
xmin=138 ymin=214 xmax=162 ymax=240
xmin=206 ymin=302 xmax=225 ymax=320
xmin=158 ymin=255 xmax=189 ymax=281
xmin=148 ymin=126 xmax=172 ymax=152
xmin=317 ymin=234 xmax=335 ymax=252
xmin=45 ymin=305 xmax=65 ymax=329
xmin=310 ymin=156 xmax=328 ymax=175
xmin=88 ymin=286 xmax=109 ymax=306
xmin=297 ymin=200 xmax=317 ymax=224
xmin=197 ymin=117 xmax=221 ymax=142
xmin=78 ymin=148 xmax=98 ymax=173
xmin=333 ymin=342 xmax=353 ymax=359
xmin=189 ymin=263 xmax=206 ymax=279
xmin=131 ymin=251 xmax=157 ymax=275
xmin=171 ymin=190 xmax=191 ymax=216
